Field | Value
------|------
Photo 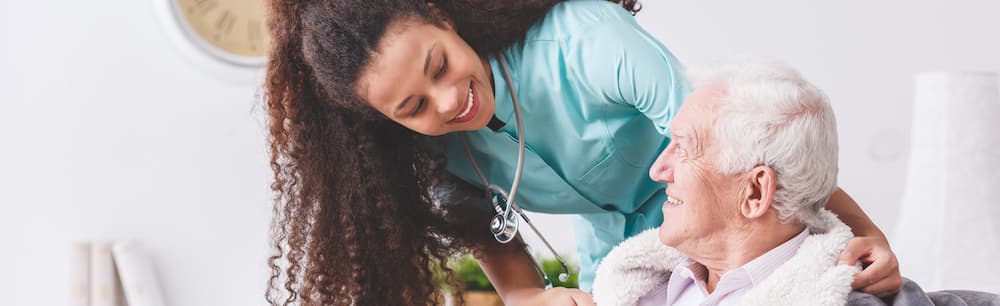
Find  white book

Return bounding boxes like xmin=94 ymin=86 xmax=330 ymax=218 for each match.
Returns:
xmin=90 ymin=242 xmax=123 ymax=306
xmin=70 ymin=242 xmax=90 ymax=306
xmin=112 ymin=241 xmax=167 ymax=306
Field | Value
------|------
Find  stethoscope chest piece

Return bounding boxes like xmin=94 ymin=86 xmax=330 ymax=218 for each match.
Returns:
xmin=489 ymin=191 xmax=519 ymax=244
xmin=460 ymin=54 xmax=570 ymax=288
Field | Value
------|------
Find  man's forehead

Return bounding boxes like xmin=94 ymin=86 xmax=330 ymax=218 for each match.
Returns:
xmin=669 ymin=113 xmax=691 ymax=139
xmin=672 ymin=85 xmax=727 ymax=139
xmin=690 ymin=84 xmax=726 ymax=110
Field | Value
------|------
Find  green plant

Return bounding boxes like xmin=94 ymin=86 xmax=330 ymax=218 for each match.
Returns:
xmin=453 ymin=255 xmax=495 ymax=292
xmin=541 ymin=258 xmax=578 ymax=289
xmin=441 ymin=254 xmax=580 ymax=292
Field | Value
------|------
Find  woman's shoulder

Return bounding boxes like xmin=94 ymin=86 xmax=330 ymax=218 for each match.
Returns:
xmin=526 ymin=0 xmax=639 ymax=42
xmin=550 ymin=0 xmax=634 ymax=20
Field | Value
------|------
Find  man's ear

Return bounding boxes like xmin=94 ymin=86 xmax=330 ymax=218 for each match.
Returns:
xmin=740 ymin=165 xmax=777 ymax=219
xmin=426 ymin=2 xmax=455 ymax=30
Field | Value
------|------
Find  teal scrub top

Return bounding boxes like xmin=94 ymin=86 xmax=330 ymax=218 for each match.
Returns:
xmin=437 ymin=0 xmax=690 ymax=290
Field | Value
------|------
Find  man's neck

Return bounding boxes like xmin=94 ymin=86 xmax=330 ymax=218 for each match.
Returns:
xmin=693 ymin=223 xmax=806 ymax=292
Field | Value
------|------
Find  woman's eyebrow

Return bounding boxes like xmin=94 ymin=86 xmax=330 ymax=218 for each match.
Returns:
xmin=394 ymin=96 xmax=412 ymax=115
xmin=423 ymin=42 xmax=437 ymax=75
xmin=395 ymin=43 xmax=438 ymax=115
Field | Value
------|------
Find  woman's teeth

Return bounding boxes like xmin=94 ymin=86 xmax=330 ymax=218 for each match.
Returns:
xmin=455 ymin=86 xmax=475 ymax=120
xmin=448 ymin=82 xmax=480 ymax=123
xmin=666 ymin=195 xmax=684 ymax=207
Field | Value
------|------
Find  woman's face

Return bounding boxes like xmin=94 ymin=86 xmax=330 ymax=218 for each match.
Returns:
xmin=356 ymin=16 xmax=495 ymax=136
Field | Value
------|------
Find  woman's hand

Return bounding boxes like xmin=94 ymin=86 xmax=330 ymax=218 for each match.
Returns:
xmin=504 ymin=287 xmax=595 ymax=306
xmin=837 ymin=235 xmax=903 ymax=297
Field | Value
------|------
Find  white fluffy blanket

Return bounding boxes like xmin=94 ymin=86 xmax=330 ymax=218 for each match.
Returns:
xmin=591 ymin=209 xmax=860 ymax=306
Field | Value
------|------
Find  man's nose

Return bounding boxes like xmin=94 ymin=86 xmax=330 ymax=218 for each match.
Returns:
xmin=649 ymin=149 xmax=674 ymax=183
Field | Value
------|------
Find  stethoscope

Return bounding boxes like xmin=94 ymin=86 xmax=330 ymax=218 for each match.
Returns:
xmin=459 ymin=55 xmax=570 ymax=289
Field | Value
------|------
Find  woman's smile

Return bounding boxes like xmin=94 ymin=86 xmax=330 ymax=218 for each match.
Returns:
xmin=450 ymin=81 xmax=480 ymax=123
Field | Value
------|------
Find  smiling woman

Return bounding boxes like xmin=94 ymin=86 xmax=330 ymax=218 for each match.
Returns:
xmin=354 ymin=15 xmax=497 ymax=136
xmin=263 ymin=1 xmax=595 ymax=304
xmin=264 ymin=0 xmax=654 ymax=304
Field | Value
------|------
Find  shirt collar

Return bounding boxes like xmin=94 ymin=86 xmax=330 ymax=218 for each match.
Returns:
xmin=741 ymin=228 xmax=810 ymax=285
xmin=487 ymin=53 xmax=516 ymax=134
xmin=664 ymin=228 xmax=810 ymax=304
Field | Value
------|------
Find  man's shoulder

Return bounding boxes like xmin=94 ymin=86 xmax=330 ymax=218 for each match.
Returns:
xmin=847 ymin=278 xmax=1000 ymax=306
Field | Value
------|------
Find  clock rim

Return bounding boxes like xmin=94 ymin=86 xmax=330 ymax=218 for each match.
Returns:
xmin=155 ymin=0 xmax=268 ymax=69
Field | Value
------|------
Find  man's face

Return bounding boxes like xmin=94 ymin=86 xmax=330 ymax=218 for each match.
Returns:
xmin=650 ymin=84 xmax=743 ymax=250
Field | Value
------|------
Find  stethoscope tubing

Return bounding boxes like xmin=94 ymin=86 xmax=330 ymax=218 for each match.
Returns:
xmin=458 ymin=54 xmax=570 ymax=287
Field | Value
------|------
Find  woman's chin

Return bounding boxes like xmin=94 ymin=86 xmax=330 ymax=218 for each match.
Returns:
xmin=471 ymin=104 xmax=496 ymax=130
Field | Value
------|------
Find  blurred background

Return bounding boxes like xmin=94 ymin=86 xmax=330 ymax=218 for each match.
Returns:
xmin=1 ymin=0 xmax=997 ymax=305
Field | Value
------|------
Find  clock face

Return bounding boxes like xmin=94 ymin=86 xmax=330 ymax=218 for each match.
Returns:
xmin=174 ymin=0 xmax=270 ymax=60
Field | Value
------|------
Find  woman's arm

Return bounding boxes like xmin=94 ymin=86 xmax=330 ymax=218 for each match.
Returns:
xmin=828 ymin=188 xmax=885 ymax=239
xmin=477 ymin=239 xmax=595 ymax=306
xmin=827 ymin=187 xmax=903 ymax=296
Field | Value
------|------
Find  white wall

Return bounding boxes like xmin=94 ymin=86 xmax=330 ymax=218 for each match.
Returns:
xmin=0 ymin=1 xmax=272 ymax=305
xmin=1 ymin=0 xmax=998 ymax=305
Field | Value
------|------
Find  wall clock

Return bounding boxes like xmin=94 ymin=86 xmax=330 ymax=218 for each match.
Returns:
xmin=155 ymin=0 xmax=271 ymax=82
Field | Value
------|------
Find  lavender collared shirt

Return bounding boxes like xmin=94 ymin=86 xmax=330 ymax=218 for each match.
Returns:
xmin=638 ymin=229 xmax=811 ymax=306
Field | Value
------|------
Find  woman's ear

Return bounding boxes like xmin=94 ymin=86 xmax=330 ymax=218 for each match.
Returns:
xmin=426 ymin=2 xmax=455 ymax=30
xmin=739 ymin=165 xmax=777 ymax=219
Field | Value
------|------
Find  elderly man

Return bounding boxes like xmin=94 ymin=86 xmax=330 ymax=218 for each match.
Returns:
xmin=591 ymin=58 xmax=1000 ymax=306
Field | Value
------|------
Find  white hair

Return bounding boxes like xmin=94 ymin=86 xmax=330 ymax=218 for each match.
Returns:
xmin=687 ymin=57 xmax=839 ymax=230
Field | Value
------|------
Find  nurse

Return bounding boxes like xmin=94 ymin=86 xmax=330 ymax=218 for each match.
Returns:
xmin=262 ymin=0 xmax=901 ymax=305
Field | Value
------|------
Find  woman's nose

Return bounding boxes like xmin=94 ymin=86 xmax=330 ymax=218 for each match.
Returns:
xmin=429 ymin=84 xmax=460 ymax=117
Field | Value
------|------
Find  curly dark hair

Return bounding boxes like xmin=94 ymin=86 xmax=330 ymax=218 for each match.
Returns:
xmin=263 ymin=1 xmax=641 ymax=305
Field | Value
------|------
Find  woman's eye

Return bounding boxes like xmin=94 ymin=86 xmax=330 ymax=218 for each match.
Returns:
xmin=410 ymin=98 xmax=425 ymax=117
xmin=434 ymin=56 xmax=447 ymax=79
